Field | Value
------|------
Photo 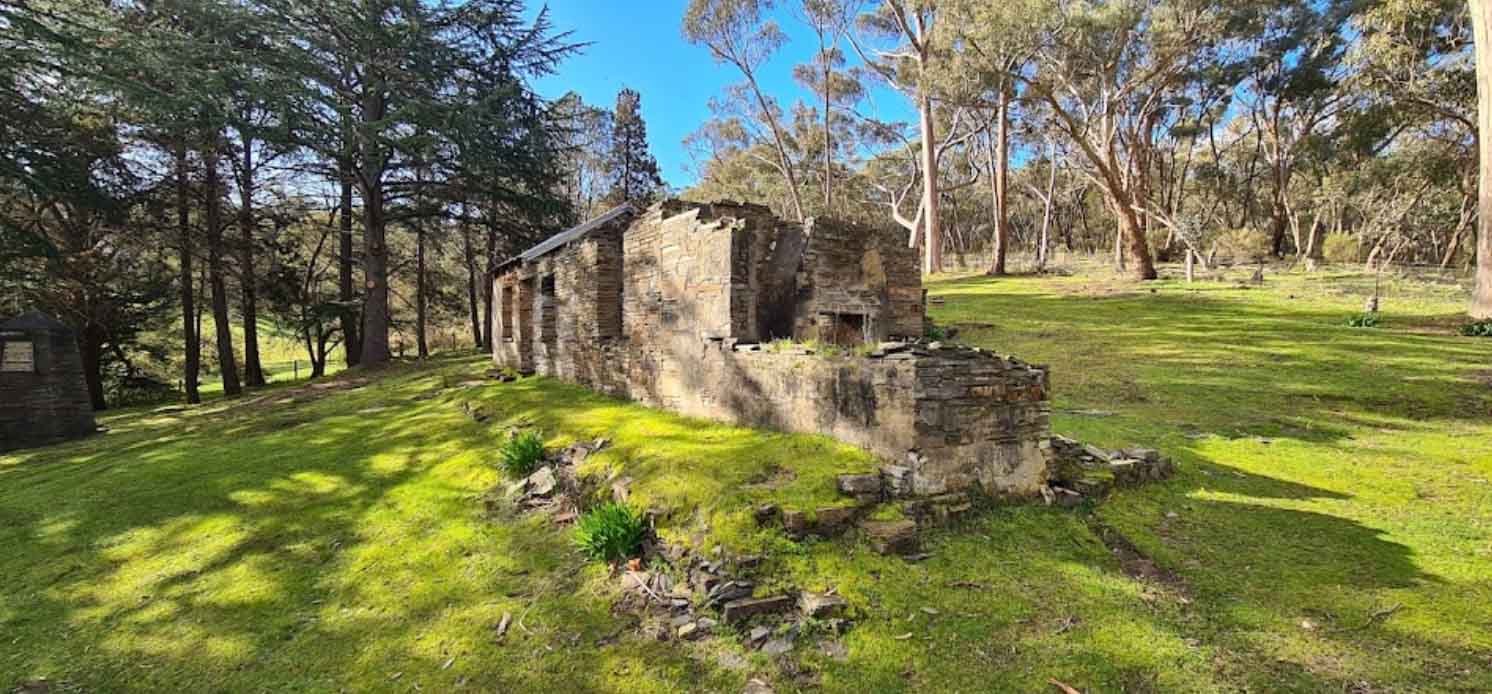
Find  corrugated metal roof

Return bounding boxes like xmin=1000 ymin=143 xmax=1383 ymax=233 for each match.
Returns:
xmin=517 ymin=203 xmax=635 ymax=264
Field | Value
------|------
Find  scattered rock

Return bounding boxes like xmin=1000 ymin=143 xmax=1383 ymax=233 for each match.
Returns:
xmin=461 ymin=401 xmax=490 ymax=422
xmin=722 ymin=595 xmax=795 ymax=623
xmin=706 ymin=580 xmax=755 ymax=608
xmin=754 ymin=504 xmax=781 ymax=526
xmin=859 ymin=519 xmax=920 ymax=556
xmin=761 ymin=638 xmax=794 ymax=656
xmin=611 ymin=476 xmax=633 ymax=503
xmin=836 ymin=474 xmax=882 ymax=497
xmin=744 ymin=677 xmax=776 ymax=694
xmin=524 ymin=466 xmax=557 ymax=498
xmin=1051 ymin=487 xmax=1084 ymax=508
xmin=799 ymin=592 xmax=848 ymax=619
xmin=819 ymin=639 xmax=849 ymax=662
xmin=678 ymin=621 xmax=707 ymax=640
xmin=746 ymin=626 xmax=772 ymax=647
xmin=880 ymin=464 xmax=915 ymax=498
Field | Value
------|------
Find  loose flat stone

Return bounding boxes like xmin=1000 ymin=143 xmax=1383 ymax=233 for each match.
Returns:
xmin=859 ymin=519 xmax=919 ymax=555
xmin=722 ymin=595 xmax=795 ymax=623
xmin=799 ymin=592 xmax=848 ymax=618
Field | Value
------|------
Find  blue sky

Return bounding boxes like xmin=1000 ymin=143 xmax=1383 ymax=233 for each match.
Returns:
xmin=530 ymin=0 xmax=910 ymax=189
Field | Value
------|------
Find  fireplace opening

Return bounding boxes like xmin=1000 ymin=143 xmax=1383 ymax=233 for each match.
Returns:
xmin=821 ymin=311 xmax=869 ymax=347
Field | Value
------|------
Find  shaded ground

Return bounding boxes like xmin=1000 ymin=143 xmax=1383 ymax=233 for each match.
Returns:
xmin=2 ymin=267 xmax=1489 ymax=692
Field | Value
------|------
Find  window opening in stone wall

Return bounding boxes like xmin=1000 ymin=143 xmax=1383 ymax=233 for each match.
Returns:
xmin=540 ymin=274 xmax=558 ymax=344
xmin=500 ymin=285 xmax=515 ymax=340
xmin=1 ymin=340 xmax=34 ymax=372
xmin=821 ymin=312 xmax=868 ymax=347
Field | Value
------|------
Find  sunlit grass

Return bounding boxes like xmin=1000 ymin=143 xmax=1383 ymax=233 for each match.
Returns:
xmin=2 ymin=264 xmax=1490 ymax=692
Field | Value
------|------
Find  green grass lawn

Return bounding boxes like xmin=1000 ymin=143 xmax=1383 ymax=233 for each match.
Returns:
xmin=3 ymin=266 xmax=1490 ymax=692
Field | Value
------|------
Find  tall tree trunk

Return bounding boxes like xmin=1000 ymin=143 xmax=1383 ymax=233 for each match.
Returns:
xmin=822 ymin=44 xmax=834 ymax=213
xmin=415 ymin=224 xmax=429 ymax=359
xmin=203 ymin=141 xmax=242 ymax=396
xmin=337 ymin=167 xmax=361 ymax=366
xmin=462 ymin=216 xmax=483 ymax=349
xmin=358 ymin=173 xmax=390 ymax=365
xmin=78 ymin=323 xmax=106 ymax=411
xmin=1037 ymin=140 xmax=1057 ymax=270
xmin=918 ymin=93 xmax=942 ymax=275
xmin=739 ymin=70 xmax=806 ymax=222
xmin=1122 ymin=203 xmax=1159 ymax=280
xmin=175 ymin=144 xmax=201 ymax=404
xmin=987 ymin=90 xmax=1011 ymax=276
xmin=483 ymin=225 xmax=497 ymax=351
xmin=238 ymin=137 xmax=265 ymax=387
xmin=1474 ymin=0 xmax=1492 ymax=318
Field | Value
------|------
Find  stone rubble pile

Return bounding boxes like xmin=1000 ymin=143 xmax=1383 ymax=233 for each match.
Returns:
xmin=1045 ymin=435 xmax=1176 ymax=506
xmin=612 ymin=541 xmax=854 ymax=663
xmin=484 ymin=436 xmax=611 ymax=518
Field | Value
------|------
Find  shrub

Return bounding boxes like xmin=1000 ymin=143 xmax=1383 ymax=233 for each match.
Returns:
xmin=1215 ymin=227 xmax=1273 ymax=264
xmin=1460 ymin=319 xmax=1492 ymax=337
xmin=498 ymin=430 xmax=546 ymax=477
xmin=573 ymin=502 xmax=647 ymax=563
xmin=1347 ymin=312 xmax=1380 ymax=328
xmin=1321 ymin=233 xmax=1358 ymax=265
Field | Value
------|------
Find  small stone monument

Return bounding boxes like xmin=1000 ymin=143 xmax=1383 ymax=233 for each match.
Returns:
xmin=0 ymin=312 xmax=97 ymax=451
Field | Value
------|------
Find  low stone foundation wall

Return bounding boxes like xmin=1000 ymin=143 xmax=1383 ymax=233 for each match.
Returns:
xmin=504 ymin=336 xmax=1053 ymax=497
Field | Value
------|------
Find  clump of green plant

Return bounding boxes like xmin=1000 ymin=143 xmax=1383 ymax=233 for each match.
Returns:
xmin=1322 ymin=232 xmax=1358 ymax=264
xmin=498 ymin=430 xmax=547 ymax=477
xmin=573 ymin=502 xmax=647 ymax=563
xmin=1346 ymin=312 xmax=1380 ymax=328
xmin=1459 ymin=319 xmax=1492 ymax=337
xmin=925 ymin=324 xmax=948 ymax=341
xmin=1216 ymin=227 xmax=1273 ymax=264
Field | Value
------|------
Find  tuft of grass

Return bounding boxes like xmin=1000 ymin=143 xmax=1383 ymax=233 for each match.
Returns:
xmin=498 ymin=430 xmax=546 ymax=477
xmin=1459 ymin=318 xmax=1492 ymax=337
xmin=573 ymin=502 xmax=647 ymax=563
xmin=1346 ymin=311 xmax=1380 ymax=328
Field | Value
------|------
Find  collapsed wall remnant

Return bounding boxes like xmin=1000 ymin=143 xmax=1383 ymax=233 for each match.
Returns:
xmin=493 ymin=200 xmax=1053 ymax=497
xmin=0 ymin=312 xmax=97 ymax=451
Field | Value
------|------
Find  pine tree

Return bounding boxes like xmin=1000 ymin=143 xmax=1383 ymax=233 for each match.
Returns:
xmin=606 ymin=88 xmax=665 ymax=206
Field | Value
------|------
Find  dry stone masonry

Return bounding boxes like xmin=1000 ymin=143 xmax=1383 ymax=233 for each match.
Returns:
xmin=493 ymin=200 xmax=1055 ymax=498
xmin=0 ymin=312 xmax=96 ymax=451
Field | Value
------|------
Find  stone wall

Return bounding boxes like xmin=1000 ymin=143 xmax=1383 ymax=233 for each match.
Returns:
xmin=493 ymin=200 xmax=1055 ymax=497
xmin=0 ymin=313 xmax=96 ymax=451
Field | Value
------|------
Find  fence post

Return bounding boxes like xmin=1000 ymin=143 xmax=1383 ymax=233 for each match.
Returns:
xmin=293 ymin=360 xmax=298 ymax=381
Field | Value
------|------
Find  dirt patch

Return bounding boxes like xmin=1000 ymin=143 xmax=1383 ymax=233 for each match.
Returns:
xmin=1088 ymin=520 xmax=1192 ymax=599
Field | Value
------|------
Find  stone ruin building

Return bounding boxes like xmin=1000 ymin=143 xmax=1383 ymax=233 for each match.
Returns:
xmin=0 ymin=312 xmax=97 ymax=451
xmin=492 ymin=200 xmax=1054 ymax=498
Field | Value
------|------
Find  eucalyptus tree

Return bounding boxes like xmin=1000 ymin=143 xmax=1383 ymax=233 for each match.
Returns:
xmin=1471 ymin=0 xmax=1492 ymax=318
xmin=794 ymin=0 xmax=861 ymax=213
xmin=553 ymin=92 xmax=615 ymax=220
xmin=684 ymin=0 xmax=809 ymax=221
xmin=848 ymin=0 xmax=954 ymax=273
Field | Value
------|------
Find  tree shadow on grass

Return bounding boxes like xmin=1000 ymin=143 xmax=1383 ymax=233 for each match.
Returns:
xmin=930 ymin=286 xmax=1492 ymax=446
xmin=0 ymin=358 xmax=741 ymax=692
